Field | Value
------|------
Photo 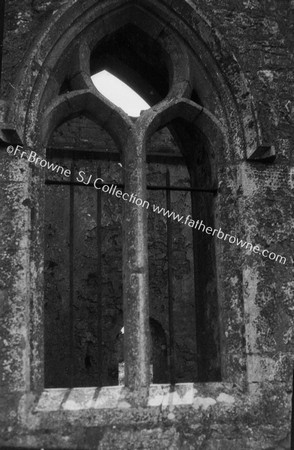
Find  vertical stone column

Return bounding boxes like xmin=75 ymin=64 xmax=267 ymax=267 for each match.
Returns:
xmin=122 ymin=133 xmax=150 ymax=392
xmin=0 ymin=144 xmax=32 ymax=427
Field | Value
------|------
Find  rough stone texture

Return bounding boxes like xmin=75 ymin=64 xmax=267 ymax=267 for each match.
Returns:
xmin=0 ymin=0 xmax=293 ymax=448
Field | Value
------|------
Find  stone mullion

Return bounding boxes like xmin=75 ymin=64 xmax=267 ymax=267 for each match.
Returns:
xmin=122 ymin=131 xmax=150 ymax=394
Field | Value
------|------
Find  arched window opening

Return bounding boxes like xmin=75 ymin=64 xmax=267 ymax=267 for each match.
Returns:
xmin=91 ymin=70 xmax=150 ymax=117
xmin=146 ymin=123 xmax=220 ymax=383
xmin=171 ymin=119 xmax=220 ymax=382
xmin=44 ymin=115 xmax=124 ymax=388
xmin=43 ymin=16 xmax=221 ymax=390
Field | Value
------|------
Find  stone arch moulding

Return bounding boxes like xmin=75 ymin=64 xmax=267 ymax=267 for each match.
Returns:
xmin=0 ymin=0 xmax=274 ymax=161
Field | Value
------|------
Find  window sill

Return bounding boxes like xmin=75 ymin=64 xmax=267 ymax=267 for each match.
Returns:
xmin=35 ymin=383 xmax=237 ymax=412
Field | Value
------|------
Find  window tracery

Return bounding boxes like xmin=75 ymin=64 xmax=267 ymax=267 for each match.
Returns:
xmin=42 ymin=22 xmax=221 ymax=389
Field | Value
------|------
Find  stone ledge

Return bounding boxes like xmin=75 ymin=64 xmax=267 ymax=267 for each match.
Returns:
xmin=35 ymin=383 xmax=237 ymax=412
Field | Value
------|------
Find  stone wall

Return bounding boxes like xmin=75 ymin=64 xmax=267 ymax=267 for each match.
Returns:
xmin=0 ymin=0 xmax=293 ymax=449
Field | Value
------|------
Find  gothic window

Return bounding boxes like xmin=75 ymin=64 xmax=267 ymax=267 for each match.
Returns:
xmin=42 ymin=20 xmax=221 ymax=389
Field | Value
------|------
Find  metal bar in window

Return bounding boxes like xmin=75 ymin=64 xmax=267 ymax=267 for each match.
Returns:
xmin=45 ymin=180 xmax=217 ymax=194
xmin=69 ymin=163 xmax=75 ymax=388
xmin=46 ymin=148 xmax=185 ymax=165
xmin=96 ymin=167 xmax=103 ymax=387
xmin=166 ymin=169 xmax=175 ymax=386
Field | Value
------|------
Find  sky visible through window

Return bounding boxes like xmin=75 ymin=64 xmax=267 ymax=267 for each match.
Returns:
xmin=91 ymin=70 xmax=150 ymax=117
